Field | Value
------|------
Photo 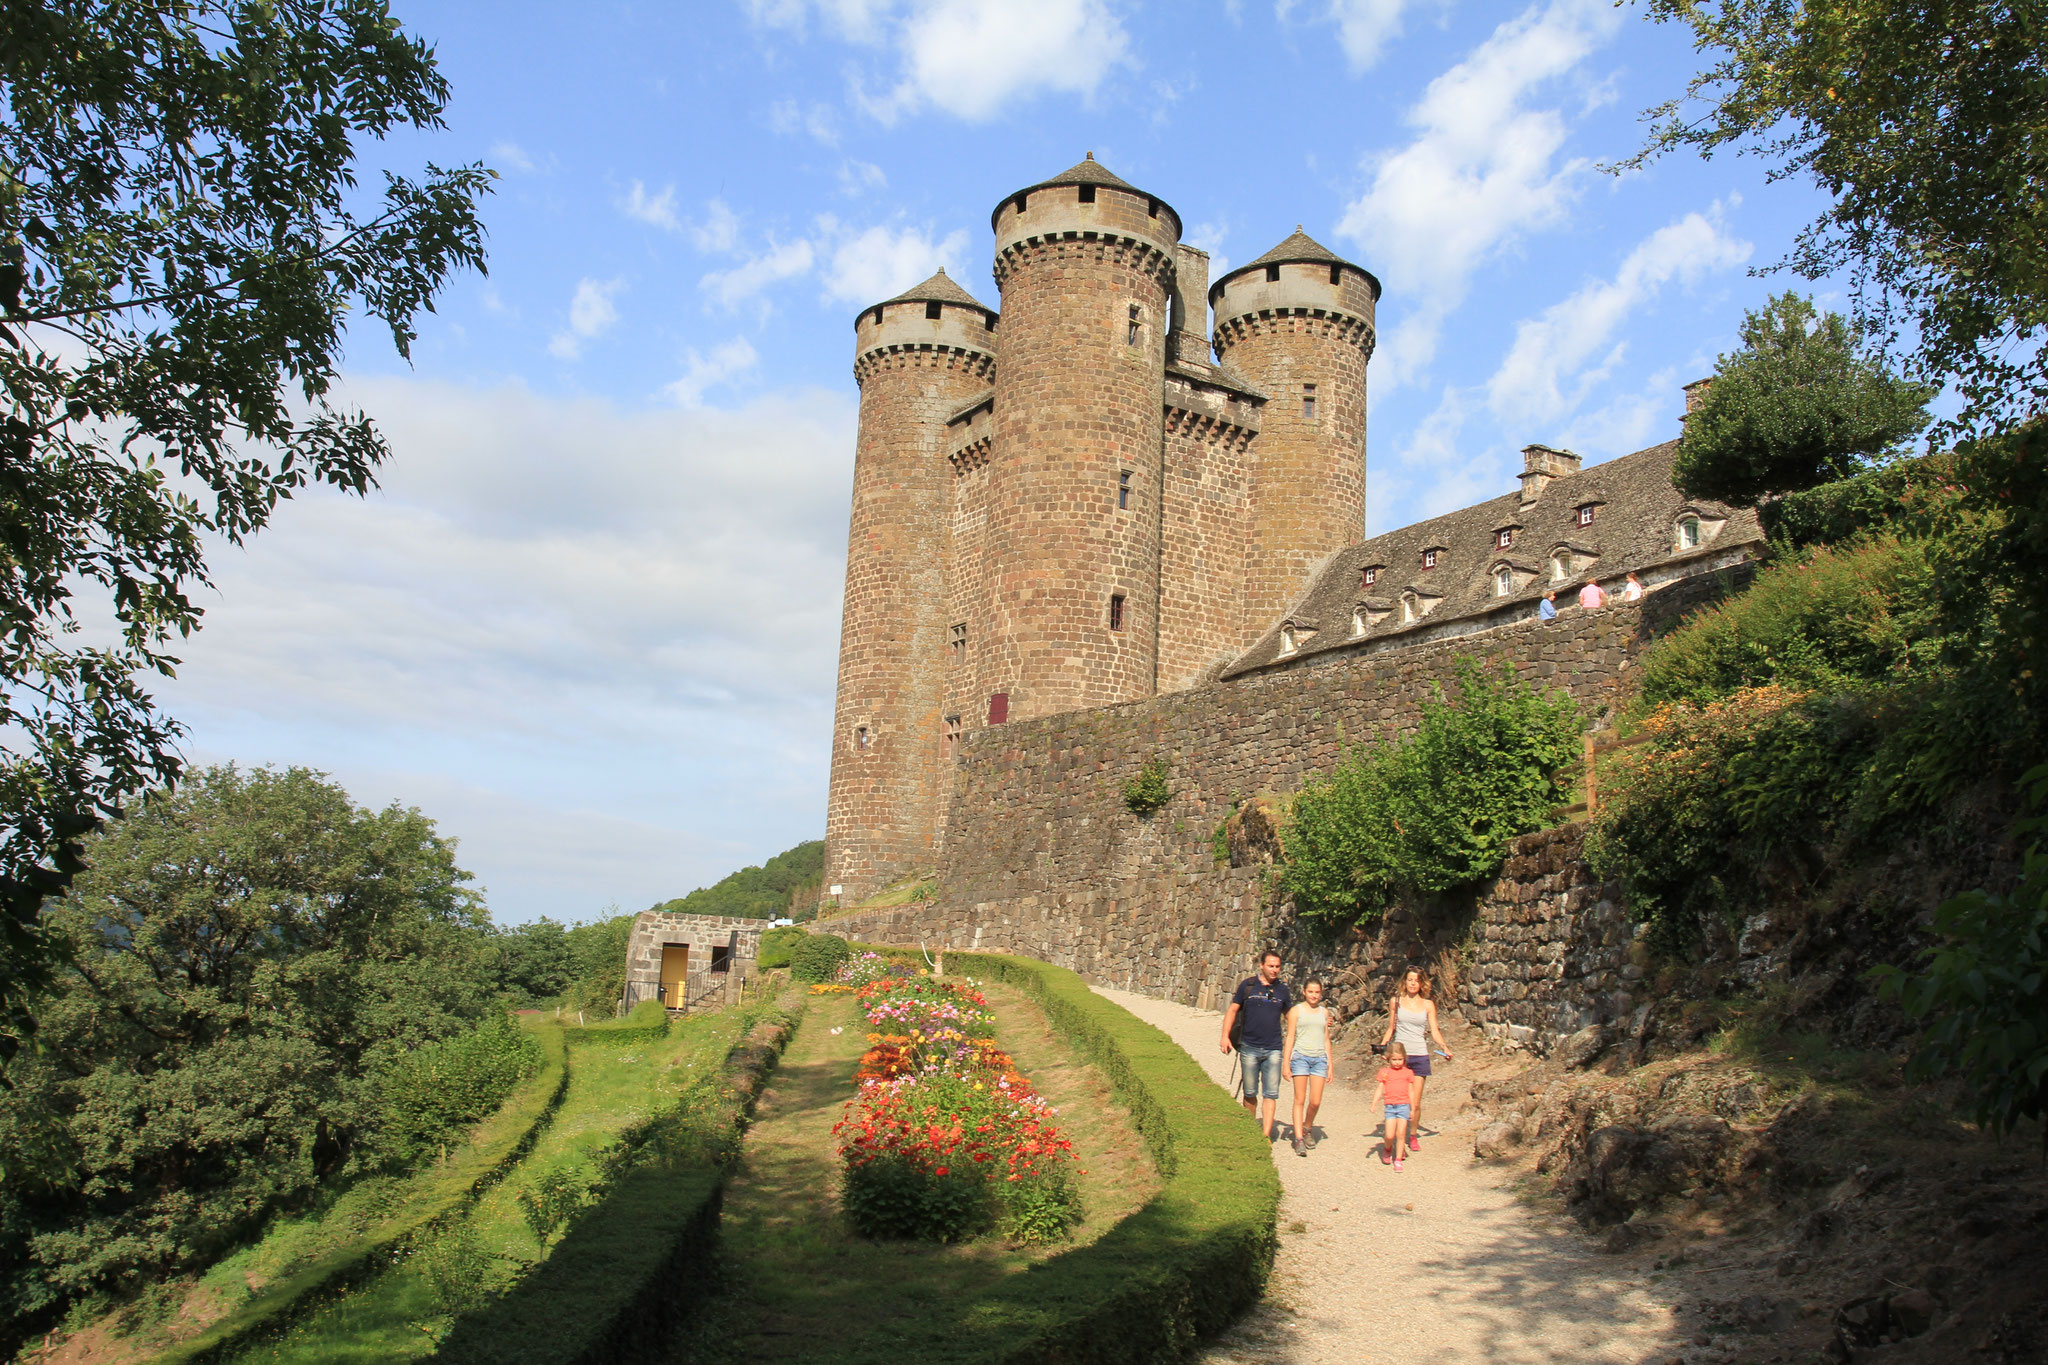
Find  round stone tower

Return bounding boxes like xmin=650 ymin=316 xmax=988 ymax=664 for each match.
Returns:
xmin=1210 ymin=228 xmax=1379 ymax=644
xmin=978 ymin=154 xmax=1181 ymax=723
xmin=824 ymin=269 xmax=997 ymax=903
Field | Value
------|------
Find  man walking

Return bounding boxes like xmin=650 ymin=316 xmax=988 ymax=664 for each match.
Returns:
xmin=1219 ymin=950 xmax=1292 ymax=1140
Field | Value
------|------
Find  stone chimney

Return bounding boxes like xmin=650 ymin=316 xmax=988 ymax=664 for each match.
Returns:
xmin=1170 ymin=243 xmax=1211 ymax=366
xmin=1518 ymin=444 xmax=1582 ymax=504
xmin=1682 ymin=376 xmax=1713 ymax=419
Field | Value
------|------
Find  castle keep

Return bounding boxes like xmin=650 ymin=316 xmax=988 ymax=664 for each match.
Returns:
xmin=824 ymin=155 xmax=1760 ymax=905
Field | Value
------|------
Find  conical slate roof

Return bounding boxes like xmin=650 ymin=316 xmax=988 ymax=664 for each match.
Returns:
xmin=992 ymin=153 xmax=1180 ymax=233
xmin=876 ymin=267 xmax=993 ymax=313
xmin=1212 ymin=226 xmax=1382 ymax=303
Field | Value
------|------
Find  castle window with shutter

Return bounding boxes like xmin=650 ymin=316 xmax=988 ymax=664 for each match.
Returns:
xmin=1422 ymin=548 xmax=1438 ymax=571
xmin=1127 ymin=304 xmax=1141 ymax=346
xmin=988 ymin=692 xmax=1009 ymax=725
xmin=1302 ymin=384 xmax=1317 ymax=420
xmin=1109 ymin=593 xmax=1126 ymax=632
xmin=949 ymin=622 xmax=967 ymax=664
xmin=1118 ymin=470 xmax=1131 ymax=509
xmin=1577 ymin=503 xmax=1596 ymax=527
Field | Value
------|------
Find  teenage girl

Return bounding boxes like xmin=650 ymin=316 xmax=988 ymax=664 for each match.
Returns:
xmin=1283 ymin=978 xmax=1333 ymax=1156
xmin=1380 ymin=966 xmax=1453 ymax=1151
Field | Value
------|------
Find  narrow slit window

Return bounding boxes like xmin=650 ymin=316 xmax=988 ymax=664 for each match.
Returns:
xmin=943 ymin=714 xmax=961 ymax=757
xmin=925 ymin=300 xmax=942 ymax=320
xmin=1117 ymin=469 xmax=1132 ymax=509
xmin=1302 ymin=384 xmax=1317 ymax=420
xmin=1147 ymin=197 xmax=1159 ymax=218
xmin=1127 ymin=304 xmax=1141 ymax=346
xmin=1078 ymin=183 xmax=1096 ymax=204
xmin=855 ymin=726 xmax=870 ymax=750
xmin=1108 ymin=593 xmax=1126 ymax=632
xmin=1329 ymin=264 xmax=1342 ymax=285
xmin=1422 ymin=549 xmax=1438 ymax=571
xmin=983 ymin=313 xmax=996 ymax=330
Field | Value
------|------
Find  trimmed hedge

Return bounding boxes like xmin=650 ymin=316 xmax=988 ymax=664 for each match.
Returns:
xmin=846 ymin=948 xmax=1281 ymax=1364
xmin=153 ymin=1023 xmax=572 ymax=1365
xmin=432 ymin=988 xmax=808 ymax=1365
xmin=791 ymin=932 xmax=851 ymax=983
xmin=1760 ymin=453 xmax=1954 ymax=549
xmin=560 ymin=998 xmax=670 ymax=1048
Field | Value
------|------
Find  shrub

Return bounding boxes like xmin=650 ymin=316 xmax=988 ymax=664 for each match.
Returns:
xmin=419 ymin=1225 xmax=496 ymax=1315
xmin=1123 ymin=758 xmax=1172 ymax=816
xmin=1282 ymin=657 xmax=1581 ymax=925
xmin=1631 ymin=536 xmax=1948 ymax=712
xmin=515 ymin=1164 xmax=594 ymax=1246
xmin=758 ymin=925 xmax=807 ymax=969
xmin=791 ymin=933 xmax=851 ymax=984
xmin=840 ymin=1155 xmax=993 ymax=1242
xmin=1761 ymin=454 xmax=1959 ymax=549
xmin=1878 ymin=768 xmax=2048 ymax=1147
xmin=377 ymin=1014 xmax=544 ymax=1167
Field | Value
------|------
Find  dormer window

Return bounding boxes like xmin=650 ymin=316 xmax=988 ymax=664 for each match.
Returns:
xmin=1352 ymin=607 xmax=1367 ymax=636
xmin=1678 ymin=515 xmax=1702 ymax=549
xmin=1279 ymin=625 xmax=1298 ymax=655
xmin=1361 ymin=566 xmax=1378 ymax=588
xmin=1496 ymin=527 xmax=1514 ymax=549
xmin=1422 ymin=549 xmax=1438 ymax=571
xmin=1494 ymin=565 xmax=1514 ymax=597
xmin=1400 ymin=594 xmax=1417 ymax=624
xmin=1576 ymin=503 xmax=1596 ymax=528
xmin=1550 ymin=554 xmax=1569 ymax=582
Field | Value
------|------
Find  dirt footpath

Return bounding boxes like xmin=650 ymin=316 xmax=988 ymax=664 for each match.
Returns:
xmin=1092 ymin=985 xmax=1686 ymax=1365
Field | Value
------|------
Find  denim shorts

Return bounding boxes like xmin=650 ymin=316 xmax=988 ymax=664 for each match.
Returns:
xmin=1384 ymin=1103 xmax=1412 ymax=1120
xmin=1290 ymin=1053 xmax=1329 ymax=1077
xmin=1238 ymin=1045 xmax=1284 ymax=1100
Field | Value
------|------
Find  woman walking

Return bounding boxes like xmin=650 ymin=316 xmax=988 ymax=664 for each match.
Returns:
xmin=1284 ymin=978 xmax=1334 ymax=1156
xmin=1380 ymin=967 xmax=1452 ymax=1151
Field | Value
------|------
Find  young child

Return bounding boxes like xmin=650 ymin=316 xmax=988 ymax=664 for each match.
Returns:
xmin=1371 ymin=1040 xmax=1416 ymax=1170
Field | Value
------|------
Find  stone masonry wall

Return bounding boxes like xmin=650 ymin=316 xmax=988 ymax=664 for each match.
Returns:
xmin=622 ymin=912 xmax=766 ymax=1012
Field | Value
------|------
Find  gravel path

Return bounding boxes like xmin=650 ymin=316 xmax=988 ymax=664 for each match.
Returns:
xmin=1092 ymin=985 xmax=1684 ymax=1365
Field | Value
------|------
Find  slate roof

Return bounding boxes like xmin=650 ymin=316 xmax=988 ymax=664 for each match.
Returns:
xmin=1213 ymin=227 xmax=1383 ymax=303
xmin=875 ymin=268 xmax=996 ymax=316
xmin=1222 ymin=439 xmax=1764 ymax=678
xmin=992 ymin=154 xmax=1182 ymax=234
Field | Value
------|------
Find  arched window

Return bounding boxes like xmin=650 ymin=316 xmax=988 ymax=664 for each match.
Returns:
xmin=1352 ymin=607 xmax=1367 ymax=636
xmin=1494 ymin=565 xmax=1514 ymax=597
xmin=1279 ymin=625 xmax=1297 ymax=654
xmin=1550 ymin=554 xmax=1569 ymax=582
xmin=1678 ymin=515 xmax=1702 ymax=549
xmin=1400 ymin=595 xmax=1416 ymax=624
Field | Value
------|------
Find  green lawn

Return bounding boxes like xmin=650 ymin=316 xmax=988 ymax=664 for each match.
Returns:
xmin=692 ymin=978 xmax=1161 ymax=1362
xmin=218 ymin=1007 xmax=756 ymax=1363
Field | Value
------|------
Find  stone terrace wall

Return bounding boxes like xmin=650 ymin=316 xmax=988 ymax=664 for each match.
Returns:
xmin=831 ymin=823 xmax=1639 ymax=1059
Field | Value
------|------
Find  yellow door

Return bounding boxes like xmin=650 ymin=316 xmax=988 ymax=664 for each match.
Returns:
xmin=660 ymin=945 xmax=689 ymax=1006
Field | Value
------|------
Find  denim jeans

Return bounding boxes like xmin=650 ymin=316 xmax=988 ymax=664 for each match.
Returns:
xmin=1238 ymin=1045 xmax=1284 ymax=1100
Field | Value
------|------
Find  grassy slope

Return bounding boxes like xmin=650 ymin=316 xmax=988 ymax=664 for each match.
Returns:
xmin=215 ymin=1008 xmax=755 ymax=1363
xmin=705 ymin=981 xmax=1163 ymax=1361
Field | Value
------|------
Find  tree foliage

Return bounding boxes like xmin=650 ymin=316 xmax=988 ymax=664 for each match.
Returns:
xmin=1631 ymin=0 xmax=2048 ymax=443
xmin=0 ymin=766 xmax=499 ymax=1320
xmin=0 ymin=0 xmax=493 ymax=1068
xmin=1282 ymin=658 xmax=1582 ymax=926
xmin=651 ymin=839 xmax=823 ymax=920
xmin=1673 ymin=293 xmax=1932 ymax=505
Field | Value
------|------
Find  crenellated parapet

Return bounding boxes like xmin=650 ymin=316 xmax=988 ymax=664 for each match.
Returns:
xmin=852 ymin=344 xmax=996 ymax=387
xmin=1211 ymin=308 xmax=1376 ymax=362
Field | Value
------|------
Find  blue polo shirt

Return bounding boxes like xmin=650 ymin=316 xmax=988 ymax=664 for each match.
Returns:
xmin=1231 ymin=975 xmax=1293 ymax=1050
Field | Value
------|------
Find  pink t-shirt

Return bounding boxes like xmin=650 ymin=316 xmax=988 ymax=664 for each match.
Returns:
xmin=1578 ymin=581 xmax=1607 ymax=610
xmin=1377 ymin=1065 xmax=1415 ymax=1105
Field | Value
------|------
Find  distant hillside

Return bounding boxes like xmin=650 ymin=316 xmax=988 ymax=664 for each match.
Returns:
xmin=653 ymin=839 xmax=824 ymax=920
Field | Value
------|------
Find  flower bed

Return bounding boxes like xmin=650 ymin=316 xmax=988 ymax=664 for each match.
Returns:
xmin=832 ymin=970 xmax=1082 ymax=1244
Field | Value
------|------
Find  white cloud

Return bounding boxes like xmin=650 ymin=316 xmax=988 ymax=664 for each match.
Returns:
xmin=690 ymin=199 xmax=743 ymax=254
xmin=1488 ymin=210 xmax=1751 ymax=424
xmin=755 ymin=0 xmax=1130 ymax=122
xmin=699 ymin=239 xmax=816 ymax=309
xmin=768 ymin=98 xmax=841 ymax=145
xmin=547 ymin=277 xmax=624 ymax=361
xmin=664 ymin=337 xmax=761 ymax=406
xmin=1366 ymin=385 xmax=1507 ymax=533
xmin=489 ymin=140 xmax=536 ymax=173
xmin=1279 ymin=0 xmax=1444 ymax=72
xmin=1187 ymin=220 xmax=1233 ymax=285
xmin=1336 ymin=0 xmax=1623 ymax=388
xmin=620 ymin=181 xmax=681 ymax=231
xmin=838 ymin=159 xmax=888 ymax=195
xmin=822 ymin=224 xmax=970 ymax=306
xmin=161 ymin=375 xmax=857 ymax=922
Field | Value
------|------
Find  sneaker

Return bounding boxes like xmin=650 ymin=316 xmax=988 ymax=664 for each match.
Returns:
xmin=1408 ymin=1134 xmax=1421 ymax=1152
xmin=1292 ymin=1137 xmax=1307 ymax=1157
xmin=1306 ymin=1129 xmax=1321 ymax=1150
xmin=1394 ymin=1158 xmax=1404 ymax=1171
xmin=1381 ymin=1146 xmax=1392 ymax=1165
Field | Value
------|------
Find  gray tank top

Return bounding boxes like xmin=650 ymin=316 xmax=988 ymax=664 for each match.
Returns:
xmin=1396 ymin=1001 xmax=1429 ymax=1054
xmin=1292 ymin=1004 xmax=1328 ymax=1057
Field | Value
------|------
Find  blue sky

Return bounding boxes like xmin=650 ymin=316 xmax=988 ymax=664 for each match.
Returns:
xmin=156 ymin=0 xmax=1838 ymax=925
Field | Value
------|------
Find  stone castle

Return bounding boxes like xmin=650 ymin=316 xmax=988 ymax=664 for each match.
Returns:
xmin=823 ymin=155 xmax=1760 ymax=905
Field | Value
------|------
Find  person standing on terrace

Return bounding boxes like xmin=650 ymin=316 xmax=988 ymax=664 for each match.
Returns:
xmin=1219 ymin=950 xmax=1291 ymax=1140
